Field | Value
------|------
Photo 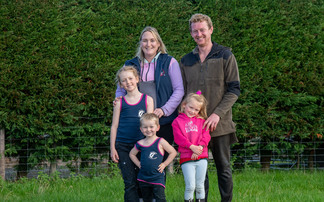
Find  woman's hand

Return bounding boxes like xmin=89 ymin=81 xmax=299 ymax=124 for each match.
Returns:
xmin=154 ymin=108 xmax=164 ymax=118
xmin=113 ymin=96 xmax=122 ymax=107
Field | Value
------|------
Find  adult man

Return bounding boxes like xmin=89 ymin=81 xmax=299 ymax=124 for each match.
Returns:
xmin=180 ymin=13 xmax=240 ymax=202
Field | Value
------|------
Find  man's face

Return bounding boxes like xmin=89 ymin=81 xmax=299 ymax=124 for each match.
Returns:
xmin=190 ymin=21 xmax=213 ymax=47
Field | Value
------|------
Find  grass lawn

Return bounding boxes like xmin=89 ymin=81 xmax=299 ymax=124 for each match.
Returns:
xmin=0 ymin=170 xmax=323 ymax=201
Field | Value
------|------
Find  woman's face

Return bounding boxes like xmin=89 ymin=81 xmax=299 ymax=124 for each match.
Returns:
xmin=140 ymin=31 xmax=160 ymax=61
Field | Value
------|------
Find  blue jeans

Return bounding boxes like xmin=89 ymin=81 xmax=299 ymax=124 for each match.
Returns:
xmin=116 ymin=141 xmax=141 ymax=202
xmin=139 ymin=181 xmax=166 ymax=202
xmin=181 ymin=159 xmax=208 ymax=200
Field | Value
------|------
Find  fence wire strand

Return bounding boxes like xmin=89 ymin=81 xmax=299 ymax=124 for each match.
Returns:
xmin=2 ymin=134 xmax=324 ymax=181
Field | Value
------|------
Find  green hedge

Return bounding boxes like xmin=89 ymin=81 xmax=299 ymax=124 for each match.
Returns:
xmin=1 ymin=0 xmax=323 ymax=169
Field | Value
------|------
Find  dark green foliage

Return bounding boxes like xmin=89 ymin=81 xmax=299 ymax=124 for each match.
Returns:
xmin=1 ymin=0 xmax=323 ymax=169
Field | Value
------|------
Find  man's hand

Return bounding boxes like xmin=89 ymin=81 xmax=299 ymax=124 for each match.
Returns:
xmin=203 ymin=113 xmax=220 ymax=132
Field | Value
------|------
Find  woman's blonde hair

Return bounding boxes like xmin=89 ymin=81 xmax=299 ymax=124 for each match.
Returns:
xmin=179 ymin=92 xmax=208 ymax=119
xmin=189 ymin=13 xmax=213 ymax=32
xmin=136 ymin=26 xmax=167 ymax=61
xmin=115 ymin=65 xmax=139 ymax=85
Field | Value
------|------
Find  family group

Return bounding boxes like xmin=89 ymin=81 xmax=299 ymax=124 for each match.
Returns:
xmin=110 ymin=13 xmax=240 ymax=202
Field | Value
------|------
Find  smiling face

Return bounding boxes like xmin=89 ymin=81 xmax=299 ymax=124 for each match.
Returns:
xmin=118 ymin=70 xmax=139 ymax=92
xmin=190 ymin=20 xmax=213 ymax=47
xmin=140 ymin=31 xmax=161 ymax=62
xmin=140 ymin=119 xmax=160 ymax=137
xmin=183 ymin=98 xmax=203 ymax=118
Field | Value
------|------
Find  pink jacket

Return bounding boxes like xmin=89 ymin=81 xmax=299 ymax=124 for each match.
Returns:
xmin=172 ymin=113 xmax=211 ymax=164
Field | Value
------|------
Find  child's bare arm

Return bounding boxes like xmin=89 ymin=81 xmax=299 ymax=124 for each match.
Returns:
xmin=158 ymin=139 xmax=177 ymax=173
xmin=129 ymin=147 xmax=141 ymax=168
xmin=110 ymin=101 xmax=121 ymax=163
xmin=146 ymin=96 xmax=154 ymax=113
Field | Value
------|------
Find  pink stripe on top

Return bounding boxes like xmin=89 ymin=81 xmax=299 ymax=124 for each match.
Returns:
xmin=123 ymin=94 xmax=144 ymax=106
xmin=137 ymin=137 xmax=164 ymax=156
xmin=137 ymin=179 xmax=165 ymax=188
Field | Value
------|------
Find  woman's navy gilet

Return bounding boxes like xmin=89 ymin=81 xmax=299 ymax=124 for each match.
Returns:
xmin=124 ymin=54 xmax=178 ymax=125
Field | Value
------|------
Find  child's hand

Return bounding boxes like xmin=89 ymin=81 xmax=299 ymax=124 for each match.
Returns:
xmin=199 ymin=145 xmax=204 ymax=151
xmin=191 ymin=153 xmax=199 ymax=160
xmin=158 ymin=162 xmax=166 ymax=173
xmin=110 ymin=148 xmax=119 ymax=163
xmin=189 ymin=145 xmax=203 ymax=155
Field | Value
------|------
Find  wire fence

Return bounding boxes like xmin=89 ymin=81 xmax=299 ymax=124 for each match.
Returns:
xmin=1 ymin=130 xmax=324 ymax=181
xmin=230 ymin=138 xmax=324 ymax=171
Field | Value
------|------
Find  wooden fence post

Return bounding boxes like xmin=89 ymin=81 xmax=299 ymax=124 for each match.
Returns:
xmin=0 ymin=129 xmax=5 ymax=180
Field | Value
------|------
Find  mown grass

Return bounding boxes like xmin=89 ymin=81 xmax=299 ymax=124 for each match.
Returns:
xmin=1 ymin=170 xmax=323 ymax=202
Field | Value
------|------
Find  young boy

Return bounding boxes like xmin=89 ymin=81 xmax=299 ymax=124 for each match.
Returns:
xmin=129 ymin=113 xmax=177 ymax=202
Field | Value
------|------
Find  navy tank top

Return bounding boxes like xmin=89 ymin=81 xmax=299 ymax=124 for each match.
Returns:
xmin=136 ymin=137 xmax=165 ymax=188
xmin=116 ymin=94 xmax=147 ymax=144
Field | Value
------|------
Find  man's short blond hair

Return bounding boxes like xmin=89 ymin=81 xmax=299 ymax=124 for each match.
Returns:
xmin=189 ymin=13 xmax=213 ymax=31
xmin=140 ymin=113 xmax=160 ymax=127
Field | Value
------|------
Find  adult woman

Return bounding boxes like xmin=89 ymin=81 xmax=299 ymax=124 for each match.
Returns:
xmin=116 ymin=26 xmax=184 ymax=146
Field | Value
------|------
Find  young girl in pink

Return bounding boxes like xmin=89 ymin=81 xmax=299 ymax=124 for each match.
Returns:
xmin=172 ymin=91 xmax=211 ymax=202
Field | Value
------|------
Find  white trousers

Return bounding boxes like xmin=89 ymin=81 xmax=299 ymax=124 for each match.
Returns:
xmin=181 ymin=159 xmax=208 ymax=200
